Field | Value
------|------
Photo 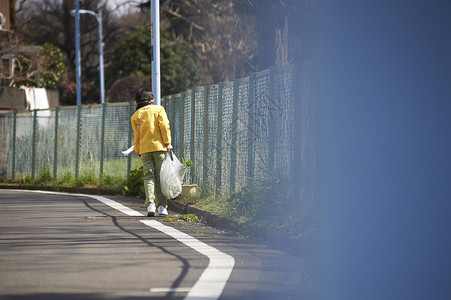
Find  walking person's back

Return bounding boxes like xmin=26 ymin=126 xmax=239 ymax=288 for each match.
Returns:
xmin=131 ymin=88 xmax=173 ymax=217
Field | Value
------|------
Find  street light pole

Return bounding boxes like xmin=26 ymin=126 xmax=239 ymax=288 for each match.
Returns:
xmin=151 ymin=0 xmax=161 ymax=105
xmin=96 ymin=10 xmax=105 ymax=104
xmin=70 ymin=8 xmax=105 ymax=104
xmin=74 ymin=0 xmax=81 ymax=106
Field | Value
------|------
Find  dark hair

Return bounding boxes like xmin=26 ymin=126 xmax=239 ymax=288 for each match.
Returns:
xmin=135 ymin=88 xmax=154 ymax=103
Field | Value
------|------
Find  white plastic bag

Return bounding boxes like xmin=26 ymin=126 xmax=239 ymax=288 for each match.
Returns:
xmin=160 ymin=151 xmax=185 ymax=199
xmin=122 ymin=145 xmax=134 ymax=156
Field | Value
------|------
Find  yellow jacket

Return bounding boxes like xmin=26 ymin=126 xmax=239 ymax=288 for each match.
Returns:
xmin=131 ymin=104 xmax=171 ymax=154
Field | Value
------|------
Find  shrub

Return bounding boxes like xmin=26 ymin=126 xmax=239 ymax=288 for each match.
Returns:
xmin=75 ymin=170 xmax=98 ymax=188
xmin=100 ymin=174 xmax=125 ymax=190
xmin=55 ymin=171 xmax=75 ymax=187
xmin=35 ymin=167 xmax=52 ymax=186
xmin=123 ymin=166 xmax=144 ymax=196
xmin=13 ymin=175 xmax=32 ymax=185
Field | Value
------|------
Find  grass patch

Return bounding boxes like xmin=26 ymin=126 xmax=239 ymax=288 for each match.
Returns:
xmin=162 ymin=213 xmax=200 ymax=223
xmin=1 ymin=165 xmax=143 ymax=196
xmin=184 ymin=166 xmax=317 ymax=239
xmin=75 ymin=170 xmax=99 ymax=187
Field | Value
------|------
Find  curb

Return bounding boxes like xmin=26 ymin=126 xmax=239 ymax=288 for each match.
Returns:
xmin=167 ymin=198 xmax=243 ymax=232
xmin=167 ymin=198 xmax=314 ymax=259
xmin=0 ymin=184 xmax=121 ymax=196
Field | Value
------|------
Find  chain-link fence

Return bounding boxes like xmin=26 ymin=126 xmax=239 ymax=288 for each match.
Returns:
xmin=0 ymin=65 xmax=312 ymax=196
xmin=0 ymin=102 xmax=139 ymax=181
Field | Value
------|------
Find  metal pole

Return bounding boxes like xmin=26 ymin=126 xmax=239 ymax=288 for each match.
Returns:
xmin=53 ymin=107 xmax=59 ymax=180
xmin=215 ymin=83 xmax=224 ymax=195
xmin=31 ymin=110 xmax=37 ymax=180
xmin=230 ymin=80 xmax=239 ymax=193
xmin=99 ymin=103 xmax=106 ymax=179
xmin=268 ymin=67 xmax=275 ymax=170
xmin=74 ymin=0 xmax=82 ymax=106
xmin=202 ymin=85 xmax=209 ymax=186
xmin=127 ymin=102 xmax=134 ymax=178
xmin=179 ymin=93 xmax=185 ymax=159
xmin=11 ymin=111 xmax=16 ymax=181
xmin=190 ymin=88 xmax=196 ymax=183
xmin=75 ymin=105 xmax=82 ymax=179
xmin=247 ymin=73 xmax=255 ymax=184
xmin=71 ymin=8 xmax=104 ymax=104
xmin=97 ymin=10 xmax=105 ymax=104
xmin=151 ymin=0 xmax=161 ymax=105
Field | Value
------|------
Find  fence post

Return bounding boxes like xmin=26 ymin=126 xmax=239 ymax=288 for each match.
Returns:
xmin=268 ymin=66 xmax=276 ymax=170
xmin=171 ymin=94 xmax=175 ymax=131
xmin=75 ymin=105 xmax=82 ymax=179
xmin=11 ymin=111 xmax=17 ymax=181
xmin=215 ymin=83 xmax=224 ymax=194
xmin=127 ymin=101 xmax=134 ymax=178
xmin=180 ymin=92 xmax=185 ymax=159
xmin=202 ymin=85 xmax=209 ymax=187
xmin=230 ymin=80 xmax=239 ymax=193
xmin=53 ymin=107 xmax=59 ymax=180
xmin=247 ymin=73 xmax=255 ymax=184
xmin=31 ymin=109 xmax=37 ymax=180
xmin=190 ymin=87 xmax=196 ymax=183
xmin=99 ymin=103 xmax=106 ymax=180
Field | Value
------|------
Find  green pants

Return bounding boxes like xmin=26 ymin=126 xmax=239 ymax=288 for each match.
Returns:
xmin=141 ymin=151 xmax=167 ymax=208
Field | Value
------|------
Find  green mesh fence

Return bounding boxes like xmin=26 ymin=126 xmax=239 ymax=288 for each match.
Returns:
xmin=34 ymin=109 xmax=56 ymax=177
xmin=235 ymin=76 xmax=251 ymax=191
xmin=193 ymin=86 xmax=206 ymax=185
xmin=0 ymin=65 xmax=302 ymax=195
xmin=273 ymin=66 xmax=295 ymax=177
xmin=218 ymin=82 xmax=234 ymax=192
xmin=103 ymin=103 xmax=137 ymax=178
xmin=79 ymin=105 xmax=103 ymax=176
xmin=0 ymin=113 xmax=13 ymax=177
xmin=205 ymin=84 xmax=219 ymax=188
xmin=172 ymin=93 xmax=183 ymax=160
xmin=252 ymin=69 xmax=271 ymax=180
xmin=182 ymin=89 xmax=192 ymax=183
xmin=56 ymin=107 xmax=79 ymax=178
xmin=14 ymin=111 xmax=34 ymax=178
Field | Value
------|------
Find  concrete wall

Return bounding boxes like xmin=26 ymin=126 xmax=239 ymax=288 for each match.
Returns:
xmin=0 ymin=87 xmax=26 ymax=109
xmin=0 ymin=87 xmax=59 ymax=110
xmin=46 ymin=89 xmax=59 ymax=108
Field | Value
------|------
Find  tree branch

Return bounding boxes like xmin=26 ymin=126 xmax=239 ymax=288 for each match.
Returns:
xmin=165 ymin=7 xmax=205 ymax=31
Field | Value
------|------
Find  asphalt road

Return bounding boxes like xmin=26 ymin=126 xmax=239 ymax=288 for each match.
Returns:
xmin=0 ymin=190 xmax=315 ymax=300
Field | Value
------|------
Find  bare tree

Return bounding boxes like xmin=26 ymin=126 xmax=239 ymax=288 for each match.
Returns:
xmin=246 ymin=0 xmax=320 ymax=70
xmin=140 ymin=0 xmax=257 ymax=83
xmin=14 ymin=0 xmax=125 ymax=103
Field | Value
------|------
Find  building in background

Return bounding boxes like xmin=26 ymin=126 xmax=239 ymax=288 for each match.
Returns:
xmin=0 ymin=0 xmax=11 ymax=31
xmin=0 ymin=1 xmax=59 ymax=112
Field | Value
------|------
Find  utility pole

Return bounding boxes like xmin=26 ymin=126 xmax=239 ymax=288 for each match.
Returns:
xmin=70 ymin=9 xmax=105 ymax=104
xmin=74 ymin=0 xmax=82 ymax=105
xmin=151 ymin=0 xmax=161 ymax=105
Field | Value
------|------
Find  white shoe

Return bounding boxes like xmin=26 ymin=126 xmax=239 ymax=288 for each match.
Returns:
xmin=157 ymin=205 xmax=168 ymax=216
xmin=147 ymin=204 xmax=156 ymax=217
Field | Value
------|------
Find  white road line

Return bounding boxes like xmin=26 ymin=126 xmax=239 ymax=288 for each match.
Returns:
xmin=9 ymin=190 xmax=144 ymax=217
xmin=87 ymin=195 xmax=144 ymax=217
xmin=141 ymin=220 xmax=235 ymax=300
xmin=150 ymin=287 xmax=191 ymax=293
xmin=9 ymin=190 xmax=235 ymax=300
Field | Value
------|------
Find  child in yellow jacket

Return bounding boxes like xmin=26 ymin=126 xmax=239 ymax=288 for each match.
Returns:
xmin=131 ymin=88 xmax=173 ymax=217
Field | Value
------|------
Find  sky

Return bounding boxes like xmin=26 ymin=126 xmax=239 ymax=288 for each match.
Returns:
xmin=108 ymin=0 xmax=142 ymax=15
